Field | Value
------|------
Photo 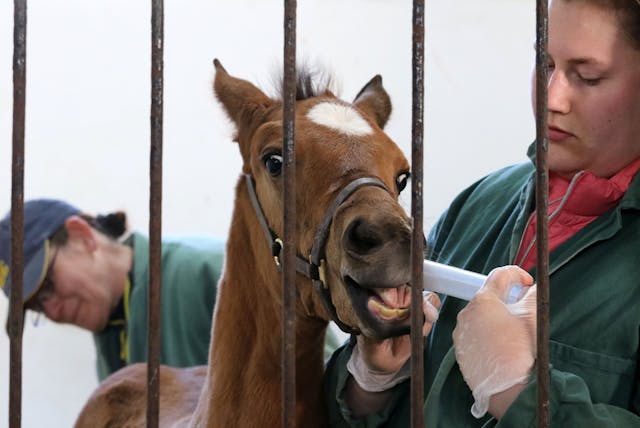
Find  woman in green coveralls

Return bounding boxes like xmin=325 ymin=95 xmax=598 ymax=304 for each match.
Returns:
xmin=325 ymin=0 xmax=640 ymax=426
xmin=1 ymin=199 xmax=341 ymax=381
xmin=0 ymin=198 xmax=224 ymax=381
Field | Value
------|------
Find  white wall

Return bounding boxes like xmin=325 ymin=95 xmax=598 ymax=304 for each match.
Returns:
xmin=0 ymin=1 xmax=536 ymax=426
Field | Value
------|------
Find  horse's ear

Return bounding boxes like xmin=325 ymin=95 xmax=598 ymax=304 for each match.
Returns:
xmin=213 ymin=59 xmax=273 ymax=132
xmin=352 ymin=75 xmax=392 ymax=129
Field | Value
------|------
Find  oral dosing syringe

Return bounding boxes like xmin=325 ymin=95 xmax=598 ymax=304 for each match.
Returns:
xmin=422 ymin=260 xmax=523 ymax=304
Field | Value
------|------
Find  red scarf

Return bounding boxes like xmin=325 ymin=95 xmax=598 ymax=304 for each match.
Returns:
xmin=515 ymin=157 xmax=640 ymax=271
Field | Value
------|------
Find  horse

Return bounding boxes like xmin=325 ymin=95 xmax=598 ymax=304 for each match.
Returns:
xmin=74 ymin=59 xmax=414 ymax=428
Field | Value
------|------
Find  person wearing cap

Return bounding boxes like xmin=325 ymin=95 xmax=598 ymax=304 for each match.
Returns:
xmin=0 ymin=198 xmax=225 ymax=381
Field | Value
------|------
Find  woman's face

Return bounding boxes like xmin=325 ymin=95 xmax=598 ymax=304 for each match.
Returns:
xmin=533 ymin=0 xmax=640 ymax=178
xmin=39 ymin=236 xmax=115 ymax=332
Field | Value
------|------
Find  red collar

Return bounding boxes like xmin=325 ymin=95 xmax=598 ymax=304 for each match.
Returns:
xmin=515 ymin=157 xmax=640 ymax=271
xmin=548 ymin=157 xmax=640 ymax=217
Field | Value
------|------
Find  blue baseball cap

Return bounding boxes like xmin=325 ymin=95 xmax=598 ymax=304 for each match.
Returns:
xmin=0 ymin=199 xmax=81 ymax=306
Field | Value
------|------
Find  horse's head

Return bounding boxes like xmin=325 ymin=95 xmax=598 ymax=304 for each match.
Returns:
xmin=214 ymin=60 xmax=413 ymax=340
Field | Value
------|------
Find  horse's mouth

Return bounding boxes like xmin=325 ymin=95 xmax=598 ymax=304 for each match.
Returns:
xmin=364 ymin=282 xmax=411 ymax=321
xmin=343 ymin=275 xmax=412 ymax=338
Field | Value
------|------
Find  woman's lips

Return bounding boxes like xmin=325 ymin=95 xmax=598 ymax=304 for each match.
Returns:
xmin=548 ymin=126 xmax=574 ymax=142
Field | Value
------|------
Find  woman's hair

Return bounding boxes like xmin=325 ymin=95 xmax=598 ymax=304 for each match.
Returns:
xmin=566 ymin=0 xmax=640 ymax=49
xmin=49 ymin=211 xmax=128 ymax=246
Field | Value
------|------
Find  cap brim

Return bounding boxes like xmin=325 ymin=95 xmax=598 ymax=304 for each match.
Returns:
xmin=4 ymin=241 xmax=48 ymax=302
xmin=4 ymin=241 xmax=48 ymax=336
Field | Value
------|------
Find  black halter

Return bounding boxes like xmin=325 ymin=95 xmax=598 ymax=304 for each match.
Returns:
xmin=244 ymin=173 xmax=389 ymax=334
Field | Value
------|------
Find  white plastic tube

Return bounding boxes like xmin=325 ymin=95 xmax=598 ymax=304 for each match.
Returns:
xmin=423 ymin=260 xmax=522 ymax=304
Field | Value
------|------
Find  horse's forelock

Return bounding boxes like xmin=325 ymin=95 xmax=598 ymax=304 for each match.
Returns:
xmin=272 ymin=64 xmax=336 ymax=101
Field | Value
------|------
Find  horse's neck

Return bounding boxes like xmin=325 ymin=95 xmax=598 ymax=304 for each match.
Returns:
xmin=190 ymin=188 xmax=329 ymax=427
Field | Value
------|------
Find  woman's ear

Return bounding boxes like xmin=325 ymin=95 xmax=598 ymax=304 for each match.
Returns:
xmin=64 ymin=215 xmax=98 ymax=253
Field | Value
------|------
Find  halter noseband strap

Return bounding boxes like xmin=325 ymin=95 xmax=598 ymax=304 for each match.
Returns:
xmin=243 ymin=173 xmax=389 ymax=334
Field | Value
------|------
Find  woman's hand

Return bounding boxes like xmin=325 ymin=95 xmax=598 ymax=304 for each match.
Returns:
xmin=452 ymin=265 xmax=536 ymax=419
xmin=345 ymin=291 xmax=441 ymax=415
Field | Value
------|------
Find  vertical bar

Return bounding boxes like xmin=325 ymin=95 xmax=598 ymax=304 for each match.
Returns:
xmin=410 ymin=1 xmax=425 ymax=427
xmin=534 ymin=0 xmax=550 ymax=427
xmin=9 ymin=1 xmax=27 ymax=427
xmin=147 ymin=0 xmax=164 ymax=426
xmin=282 ymin=0 xmax=297 ymax=427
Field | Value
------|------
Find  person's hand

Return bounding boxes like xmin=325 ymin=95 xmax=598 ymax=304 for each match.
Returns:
xmin=452 ymin=265 xmax=536 ymax=419
xmin=347 ymin=291 xmax=441 ymax=392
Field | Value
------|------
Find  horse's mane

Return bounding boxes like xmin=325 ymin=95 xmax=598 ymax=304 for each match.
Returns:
xmin=272 ymin=63 xmax=336 ymax=101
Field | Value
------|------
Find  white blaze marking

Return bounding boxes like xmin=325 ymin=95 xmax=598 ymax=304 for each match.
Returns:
xmin=306 ymin=102 xmax=373 ymax=136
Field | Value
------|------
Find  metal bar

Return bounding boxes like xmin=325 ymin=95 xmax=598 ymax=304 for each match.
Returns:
xmin=534 ymin=0 xmax=550 ymax=426
xmin=9 ymin=0 xmax=27 ymax=427
xmin=147 ymin=0 xmax=164 ymax=426
xmin=410 ymin=1 xmax=425 ymax=427
xmin=282 ymin=1 xmax=297 ymax=427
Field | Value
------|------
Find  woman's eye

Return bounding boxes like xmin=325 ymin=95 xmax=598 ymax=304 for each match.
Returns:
xmin=263 ymin=153 xmax=283 ymax=176
xmin=579 ymin=75 xmax=602 ymax=86
xmin=396 ymin=171 xmax=410 ymax=193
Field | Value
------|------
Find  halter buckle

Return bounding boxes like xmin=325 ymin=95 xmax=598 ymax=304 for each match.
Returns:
xmin=272 ymin=238 xmax=284 ymax=269
xmin=308 ymin=258 xmax=327 ymax=289
xmin=318 ymin=259 xmax=327 ymax=289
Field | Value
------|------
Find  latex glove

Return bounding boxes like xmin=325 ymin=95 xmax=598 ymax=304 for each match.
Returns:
xmin=452 ymin=266 xmax=536 ymax=419
xmin=347 ymin=291 xmax=441 ymax=392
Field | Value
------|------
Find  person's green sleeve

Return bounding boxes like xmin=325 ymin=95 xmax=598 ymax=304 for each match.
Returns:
xmin=496 ymin=368 xmax=640 ymax=427
xmin=324 ymin=341 xmax=409 ymax=428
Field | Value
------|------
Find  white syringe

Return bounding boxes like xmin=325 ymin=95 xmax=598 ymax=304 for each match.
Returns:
xmin=423 ymin=260 xmax=523 ymax=304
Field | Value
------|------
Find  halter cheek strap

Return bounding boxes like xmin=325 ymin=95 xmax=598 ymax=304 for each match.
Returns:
xmin=243 ymin=174 xmax=389 ymax=334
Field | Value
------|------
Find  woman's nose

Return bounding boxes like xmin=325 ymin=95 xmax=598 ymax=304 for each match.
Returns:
xmin=547 ymin=71 xmax=571 ymax=114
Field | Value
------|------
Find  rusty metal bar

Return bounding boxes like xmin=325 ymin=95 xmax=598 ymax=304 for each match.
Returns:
xmin=534 ymin=0 xmax=550 ymax=427
xmin=147 ymin=0 xmax=164 ymax=426
xmin=9 ymin=0 xmax=27 ymax=427
xmin=410 ymin=1 xmax=425 ymax=427
xmin=281 ymin=1 xmax=297 ymax=427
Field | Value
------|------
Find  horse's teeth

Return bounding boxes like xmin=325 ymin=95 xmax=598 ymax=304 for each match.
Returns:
xmin=368 ymin=299 xmax=410 ymax=320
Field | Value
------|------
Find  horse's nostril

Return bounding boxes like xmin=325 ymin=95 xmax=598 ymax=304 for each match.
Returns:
xmin=344 ymin=218 xmax=384 ymax=255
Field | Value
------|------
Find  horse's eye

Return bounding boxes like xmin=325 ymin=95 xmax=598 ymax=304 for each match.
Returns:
xmin=396 ymin=171 xmax=410 ymax=193
xmin=263 ymin=153 xmax=283 ymax=177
